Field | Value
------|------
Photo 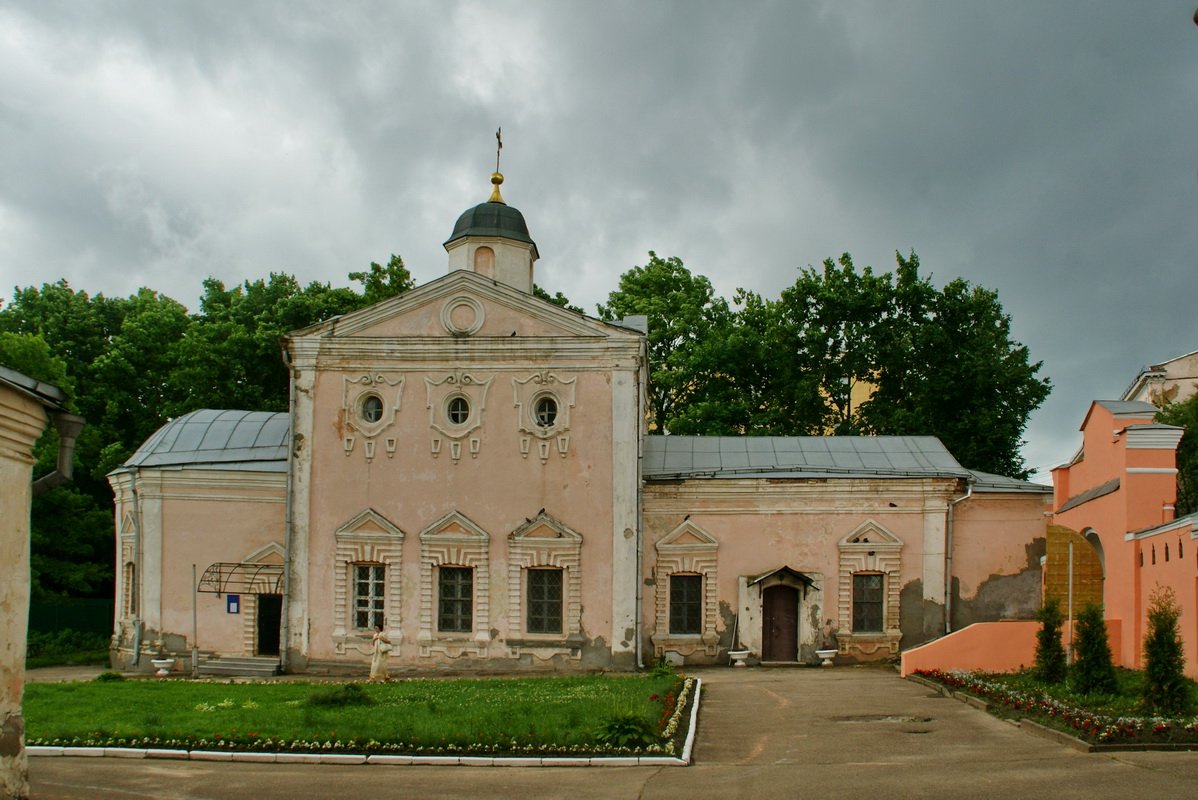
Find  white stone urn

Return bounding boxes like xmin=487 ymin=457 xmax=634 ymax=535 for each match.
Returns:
xmin=150 ymin=657 xmax=175 ymax=676
xmin=728 ymin=649 xmax=751 ymax=668
xmin=814 ymin=648 xmax=837 ymax=667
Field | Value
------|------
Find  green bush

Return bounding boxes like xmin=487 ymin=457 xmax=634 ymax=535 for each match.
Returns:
xmin=1141 ymin=586 xmax=1192 ymax=715
xmin=649 ymin=655 xmax=676 ymax=679
xmin=1033 ymin=596 xmax=1067 ymax=684
xmin=93 ymin=671 xmax=125 ymax=683
xmin=307 ymin=683 xmax=375 ymax=707
xmin=1071 ymin=603 xmax=1118 ymax=696
xmin=594 ymin=711 xmax=656 ymax=749
xmin=26 ymin=628 xmax=110 ymax=668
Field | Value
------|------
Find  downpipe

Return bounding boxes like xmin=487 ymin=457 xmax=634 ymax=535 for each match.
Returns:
xmin=945 ymin=479 xmax=974 ymax=634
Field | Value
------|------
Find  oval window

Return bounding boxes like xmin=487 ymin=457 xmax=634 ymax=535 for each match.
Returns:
xmin=447 ymin=396 xmax=470 ymax=425
xmin=534 ymin=396 xmax=558 ymax=428
xmin=360 ymin=394 xmax=384 ymax=424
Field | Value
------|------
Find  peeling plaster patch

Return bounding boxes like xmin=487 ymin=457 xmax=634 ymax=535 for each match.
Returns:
xmin=718 ymin=601 xmax=736 ymax=649
xmin=952 ymin=537 xmax=1046 ymax=629
xmin=899 ymin=579 xmax=943 ymax=650
xmin=0 ymin=712 xmax=24 ymax=758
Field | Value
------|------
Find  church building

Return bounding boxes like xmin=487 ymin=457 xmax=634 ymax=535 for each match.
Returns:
xmin=109 ymin=172 xmax=1051 ymax=674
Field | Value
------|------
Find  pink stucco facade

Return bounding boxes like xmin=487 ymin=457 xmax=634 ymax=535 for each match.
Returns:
xmin=1051 ymin=400 xmax=1197 ymax=679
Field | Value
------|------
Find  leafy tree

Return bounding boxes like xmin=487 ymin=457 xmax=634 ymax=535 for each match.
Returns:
xmin=858 ymin=253 xmax=1050 ymax=477
xmin=532 ymin=284 xmax=583 ymax=314
xmin=29 ymin=487 xmax=114 ymax=599
xmin=1157 ymin=394 xmax=1198 ymax=516
xmin=91 ymin=289 xmax=192 ymax=459
xmin=1071 ymin=603 xmax=1118 ymax=695
xmin=597 ymin=252 xmax=733 ymax=432
xmin=1140 ymin=586 xmax=1192 ymax=715
xmin=764 ymin=254 xmax=894 ymax=435
xmin=0 ymin=331 xmax=74 ymax=399
xmin=349 ymin=254 xmax=414 ymax=306
xmin=1 ymin=285 xmax=126 ymax=599
xmin=168 ymin=274 xmax=363 ymax=414
xmin=1033 ymin=596 xmax=1067 ymax=684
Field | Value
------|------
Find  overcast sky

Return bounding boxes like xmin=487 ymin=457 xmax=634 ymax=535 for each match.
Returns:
xmin=2 ymin=1 xmax=1196 ymax=480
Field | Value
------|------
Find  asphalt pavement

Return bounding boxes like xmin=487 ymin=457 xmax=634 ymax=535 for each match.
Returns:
xmin=27 ymin=665 xmax=1198 ymax=799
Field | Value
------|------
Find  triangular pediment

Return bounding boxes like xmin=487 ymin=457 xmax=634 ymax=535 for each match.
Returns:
xmin=336 ymin=508 xmax=405 ymax=539
xmin=291 ymin=271 xmax=634 ymax=342
xmin=421 ymin=510 xmax=489 ymax=541
xmin=657 ymin=520 xmax=718 ymax=552
xmin=120 ymin=513 xmax=137 ymax=536
xmin=243 ymin=542 xmax=285 ymax=564
xmin=841 ymin=520 xmax=902 ymax=548
xmin=511 ymin=511 xmax=582 ymax=542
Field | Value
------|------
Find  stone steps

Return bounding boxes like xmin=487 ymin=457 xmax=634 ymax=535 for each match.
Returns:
xmin=197 ymin=655 xmax=281 ymax=677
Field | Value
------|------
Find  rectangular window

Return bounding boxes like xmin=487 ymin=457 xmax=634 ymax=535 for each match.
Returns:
xmin=526 ymin=568 xmax=563 ymax=634
xmin=437 ymin=566 xmax=473 ymax=633
xmin=669 ymin=574 xmax=702 ymax=635
xmin=852 ymin=573 xmax=884 ymax=632
xmin=353 ymin=564 xmax=385 ymax=629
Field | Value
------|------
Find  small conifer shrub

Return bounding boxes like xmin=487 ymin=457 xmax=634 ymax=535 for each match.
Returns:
xmin=1071 ymin=603 xmax=1118 ymax=695
xmin=1141 ymin=586 xmax=1192 ymax=715
xmin=1033 ymin=596 xmax=1067 ymax=684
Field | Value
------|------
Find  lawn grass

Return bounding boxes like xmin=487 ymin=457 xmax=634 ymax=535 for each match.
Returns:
xmin=25 ymin=673 xmax=691 ymax=756
xmin=915 ymin=668 xmax=1198 ymax=745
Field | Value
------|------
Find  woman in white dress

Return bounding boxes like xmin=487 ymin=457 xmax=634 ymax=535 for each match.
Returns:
xmin=369 ymin=623 xmax=391 ymax=682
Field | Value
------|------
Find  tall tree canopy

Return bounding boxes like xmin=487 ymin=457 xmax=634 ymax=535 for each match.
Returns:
xmin=597 ymin=252 xmax=734 ymax=432
xmin=601 ymin=250 xmax=1050 ymax=477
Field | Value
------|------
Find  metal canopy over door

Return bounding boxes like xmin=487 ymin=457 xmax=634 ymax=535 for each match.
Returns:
xmin=762 ymin=584 xmax=799 ymax=661
xmin=256 ymin=594 xmax=282 ymax=656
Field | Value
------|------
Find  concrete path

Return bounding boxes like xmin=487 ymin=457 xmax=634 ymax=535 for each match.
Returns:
xmin=28 ymin=666 xmax=1198 ymax=799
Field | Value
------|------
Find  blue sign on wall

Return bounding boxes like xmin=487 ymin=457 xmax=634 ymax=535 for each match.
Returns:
xmin=227 ymin=594 xmax=240 ymax=614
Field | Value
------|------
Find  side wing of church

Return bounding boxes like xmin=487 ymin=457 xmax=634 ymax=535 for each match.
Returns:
xmin=109 ymin=174 xmax=1050 ymax=674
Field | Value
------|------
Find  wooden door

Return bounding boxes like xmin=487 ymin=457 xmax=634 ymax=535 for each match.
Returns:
xmin=762 ymin=585 xmax=798 ymax=661
xmin=256 ymin=594 xmax=282 ymax=656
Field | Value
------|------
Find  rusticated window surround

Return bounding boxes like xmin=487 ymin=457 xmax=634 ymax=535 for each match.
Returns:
xmin=837 ymin=520 xmax=902 ymax=658
xmin=506 ymin=512 xmax=584 ymax=659
xmin=652 ymin=520 xmax=719 ymax=658
xmin=332 ymin=510 xmax=404 ymax=654
xmin=419 ymin=511 xmax=490 ymax=657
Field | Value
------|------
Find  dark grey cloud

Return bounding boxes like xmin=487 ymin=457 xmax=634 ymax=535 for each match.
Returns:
xmin=2 ymin=0 xmax=1196 ymax=477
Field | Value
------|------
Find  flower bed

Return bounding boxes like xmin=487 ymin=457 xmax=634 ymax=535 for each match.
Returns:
xmin=914 ymin=669 xmax=1198 ymax=745
xmin=26 ymin=674 xmax=697 ymax=758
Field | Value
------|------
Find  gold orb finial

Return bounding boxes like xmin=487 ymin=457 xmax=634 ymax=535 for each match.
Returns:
xmin=489 ymin=171 xmax=506 ymax=204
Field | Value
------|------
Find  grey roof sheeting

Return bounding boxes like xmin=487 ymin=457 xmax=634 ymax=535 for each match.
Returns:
xmin=965 ymin=469 xmax=1052 ymax=494
xmin=1094 ymin=400 xmax=1159 ymax=418
xmin=643 ymin=435 xmax=971 ymax=480
xmin=124 ymin=409 xmax=288 ymax=469
xmin=1057 ymin=478 xmax=1120 ymax=514
xmin=0 ymin=364 xmax=67 ymax=409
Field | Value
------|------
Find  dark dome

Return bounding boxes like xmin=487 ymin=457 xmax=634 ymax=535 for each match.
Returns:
xmin=444 ymin=201 xmax=535 ymax=248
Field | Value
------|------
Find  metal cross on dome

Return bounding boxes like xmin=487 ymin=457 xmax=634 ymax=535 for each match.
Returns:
xmin=495 ymin=127 xmax=503 ymax=172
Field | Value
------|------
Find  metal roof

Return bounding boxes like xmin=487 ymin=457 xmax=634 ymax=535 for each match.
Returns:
xmin=0 ymin=364 xmax=67 ymax=410
xmin=965 ymin=470 xmax=1052 ymax=494
xmin=642 ymin=435 xmax=969 ymax=480
xmin=124 ymin=409 xmax=288 ymax=470
xmin=1057 ymin=478 xmax=1120 ymax=513
xmin=1094 ymin=400 xmax=1159 ymax=418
